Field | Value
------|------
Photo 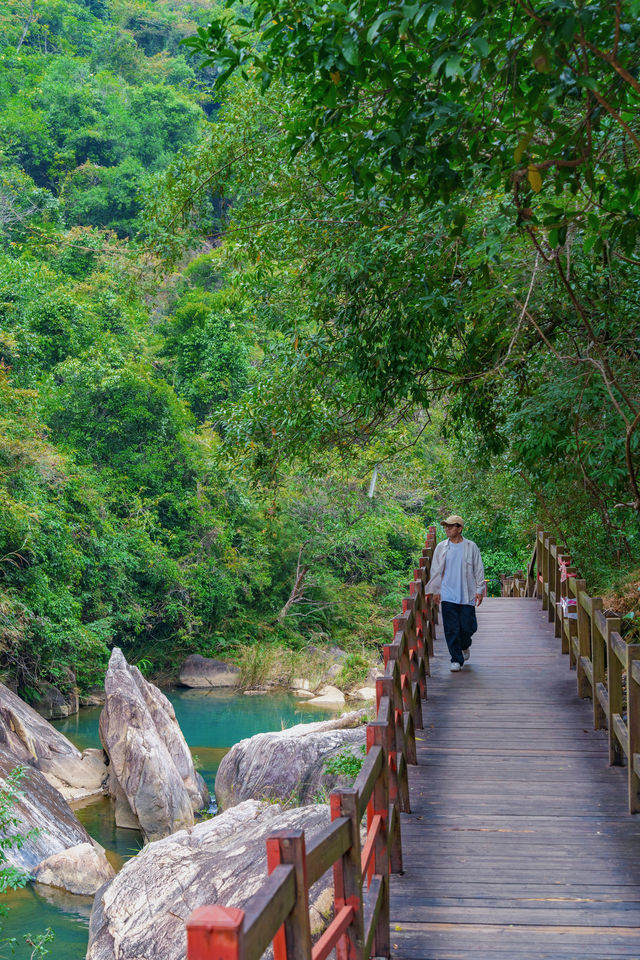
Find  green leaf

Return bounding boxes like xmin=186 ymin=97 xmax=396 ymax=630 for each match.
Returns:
xmin=470 ymin=37 xmax=489 ymax=58
xmin=366 ymin=10 xmax=401 ymax=43
xmin=342 ymin=32 xmax=360 ymax=66
xmin=444 ymin=55 xmax=463 ymax=78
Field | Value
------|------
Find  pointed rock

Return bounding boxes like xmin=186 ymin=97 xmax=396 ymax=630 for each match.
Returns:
xmin=99 ymin=648 xmax=208 ymax=841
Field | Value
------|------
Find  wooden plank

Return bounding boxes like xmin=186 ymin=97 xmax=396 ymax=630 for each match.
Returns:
xmin=352 ymin=744 xmax=382 ymax=817
xmin=391 ymin=881 xmax=640 ymax=901
xmin=390 ymin=597 xmax=640 ymax=960
xmin=581 ymin=655 xmax=594 ymax=687
xmin=595 ymin=608 xmax=608 ymax=637
xmin=391 ymin=894 xmax=640 ymax=909
xmin=390 ymin=904 xmax=640 ymax=927
xmin=306 ymin=817 xmax=350 ymax=887
xmin=363 ymin=875 xmax=385 ymax=957
xmin=627 ymin=644 xmax=640 ymax=813
xmin=390 ymin=925 xmax=640 ymax=960
xmin=311 ymin=906 xmax=353 ymax=960
xmin=612 ymin=714 xmax=629 ymax=758
xmin=591 ymin=598 xmax=605 ymax=728
xmin=596 ymin=682 xmax=609 ymax=717
xmin=266 ymin=832 xmax=312 ymax=960
xmin=242 ymin=865 xmax=295 ymax=960
xmin=392 ymin=921 xmax=640 ymax=940
xmin=611 ymin=631 xmax=627 ymax=666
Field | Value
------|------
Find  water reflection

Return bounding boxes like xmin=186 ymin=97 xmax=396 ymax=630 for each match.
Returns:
xmin=74 ymin=796 xmax=144 ymax=867
xmin=0 ymin=884 xmax=90 ymax=959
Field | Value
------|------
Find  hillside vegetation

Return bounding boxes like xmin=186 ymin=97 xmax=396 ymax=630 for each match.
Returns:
xmin=1 ymin=0 xmax=638 ymax=701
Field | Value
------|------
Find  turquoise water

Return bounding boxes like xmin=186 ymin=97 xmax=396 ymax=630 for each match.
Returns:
xmin=0 ymin=689 xmax=331 ymax=959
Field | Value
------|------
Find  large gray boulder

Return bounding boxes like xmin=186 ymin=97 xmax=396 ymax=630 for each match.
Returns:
xmin=215 ymin=711 xmax=366 ymax=810
xmin=99 ymin=648 xmax=209 ymax=841
xmin=33 ymin=681 xmax=79 ymax=720
xmin=178 ymin=655 xmax=241 ymax=688
xmin=87 ymin=800 xmax=332 ymax=960
xmin=0 ymin=682 xmax=106 ymax=802
xmin=0 ymin=749 xmax=114 ymax=894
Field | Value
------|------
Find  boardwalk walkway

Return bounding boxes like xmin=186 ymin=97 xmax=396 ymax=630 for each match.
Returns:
xmin=390 ymin=597 xmax=640 ymax=960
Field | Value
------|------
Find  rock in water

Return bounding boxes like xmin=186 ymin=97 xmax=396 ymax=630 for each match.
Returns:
xmin=0 ymin=749 xmax=113 ymax=894
xmin=33 ymin=681 xmax=79 ymax=720
xmin=33 ymin=842 xmax=115 ymax=895
xmin=0 ymin=682 xmax=106 ymax=802
xmin=87 ymin=801 xmax=331 ymax=960
xmin=307 ymin=684 xmax=345 ymax=707
xmin=215 ymin=711 xmax=366 ymax=810
xmin=100 ymin=648 xmax=209 ymax=841
xmin=178 ymin=655 xmax=241 ymax=688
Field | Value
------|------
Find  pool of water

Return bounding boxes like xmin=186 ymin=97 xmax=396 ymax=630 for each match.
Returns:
xmin=0 ymin=688 xmax=331 ymax=959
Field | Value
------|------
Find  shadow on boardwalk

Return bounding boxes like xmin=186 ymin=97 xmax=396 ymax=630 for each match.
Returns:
xmin=390 ymin=597 xmax=640 ymax=960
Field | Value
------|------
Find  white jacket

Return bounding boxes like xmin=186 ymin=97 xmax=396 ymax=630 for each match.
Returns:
xmin=424 ymin=537 xmax=486 ymax=604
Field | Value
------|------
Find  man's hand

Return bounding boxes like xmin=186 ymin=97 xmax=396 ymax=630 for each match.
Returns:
xmin=433 ymin=593 xmax=441 ymax=605
xmin=475 ymin=593 xmax=483 ymax=606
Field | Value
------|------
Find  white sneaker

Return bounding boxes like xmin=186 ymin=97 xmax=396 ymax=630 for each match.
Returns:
xmin=450 ymin=662 xmax=462 ymax=672
xmin=463 ymin=649 xmax=470 ymax=661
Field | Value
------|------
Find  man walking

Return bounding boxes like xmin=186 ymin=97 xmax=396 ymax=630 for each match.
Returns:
xmin=425 ymin=515 xmax=485 ymax=672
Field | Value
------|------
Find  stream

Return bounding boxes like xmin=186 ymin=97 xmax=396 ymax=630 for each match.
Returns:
xmin=0 ymin=689 xmax=332 ymax=960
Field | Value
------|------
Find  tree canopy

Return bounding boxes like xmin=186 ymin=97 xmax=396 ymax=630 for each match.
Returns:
xmin=171 ymin=0 xmax=640 ymax=549
xmin=1 ymin=0 xmax=638 ymax=704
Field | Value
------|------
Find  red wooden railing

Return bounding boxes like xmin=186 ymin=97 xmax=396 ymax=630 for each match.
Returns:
xmin=186 ymin=527 xmax=438 ymax=960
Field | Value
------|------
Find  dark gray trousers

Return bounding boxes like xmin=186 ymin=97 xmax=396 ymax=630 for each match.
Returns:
xmin=441 ymin=601 xmax=478 ymax=665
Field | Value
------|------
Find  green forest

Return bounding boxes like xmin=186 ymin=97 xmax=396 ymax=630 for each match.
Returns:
xmin=1 ymin=0 xmax=639 ymax=705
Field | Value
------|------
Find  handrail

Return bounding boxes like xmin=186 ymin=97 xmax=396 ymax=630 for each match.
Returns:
xmin=522 ymin=524 xmax=640 ymax=814
xmin=186 ymin=526 xmax=438 ymax=960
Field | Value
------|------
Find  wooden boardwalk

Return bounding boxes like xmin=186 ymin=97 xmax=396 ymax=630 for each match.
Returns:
xmin=390 ymin=597 xmax=640 ymax=960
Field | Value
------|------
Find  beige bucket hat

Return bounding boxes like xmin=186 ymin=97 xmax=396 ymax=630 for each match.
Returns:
xmin=442 ymin=515 xmax=464 ymax=527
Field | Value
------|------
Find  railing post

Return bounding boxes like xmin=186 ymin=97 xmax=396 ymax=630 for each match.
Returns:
xmin=608 ymin=626 xmax=624 ymax=766
xmin=626 ymin=646 xmax=640 ymax=814
xmin=546 ymin=538 xmax=556 ymax=623
xmin=392 ymin=616 xmax=413 ymax=709
xmin=527 ymin=527 xmax=541 ymax=597
xmin=557 ymin=555 xmax=572 ymax=656
xmin=575 ymin=581 xmax=591 ymax=699
xmin=413 ymin=568 xmax=433 ymax=666
xmin=266 ymin=831 xmax=312 ymax=960
xmin=409 ymin=581 xmax=429 ymax=689
xmin=330 ymin=789 xmax=364 ymax=960
xmin=567 ymin=578 xmax=578 ymax=669
xmin=590 ymin=600 xmax=605 ymax=730
xmin=367 ymin=722 xmax=391 ymax=955
xmin=425 ymin=585 xmax=436 ymax=659
xmin=379 ymin=663 xmax=410 ymax=813
xmin=187 ymin=905 xmax=244 ymax=960
xmin=402 ymin=598 xmax=426 ymax=717
xmin=557 ymin=566 xmax=568 ymax=655
xmin=391 ymin=624 xmax=420 ymax=765
xmin=553 ymin=544 xmax=565 ymax=637
xmin=568 ymin=613 xmax=578 ymax=669
xmin=540 ymin=531 xmax=550 ymax=611
xmin=376 ymin=676 xmax=399 ymax=817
